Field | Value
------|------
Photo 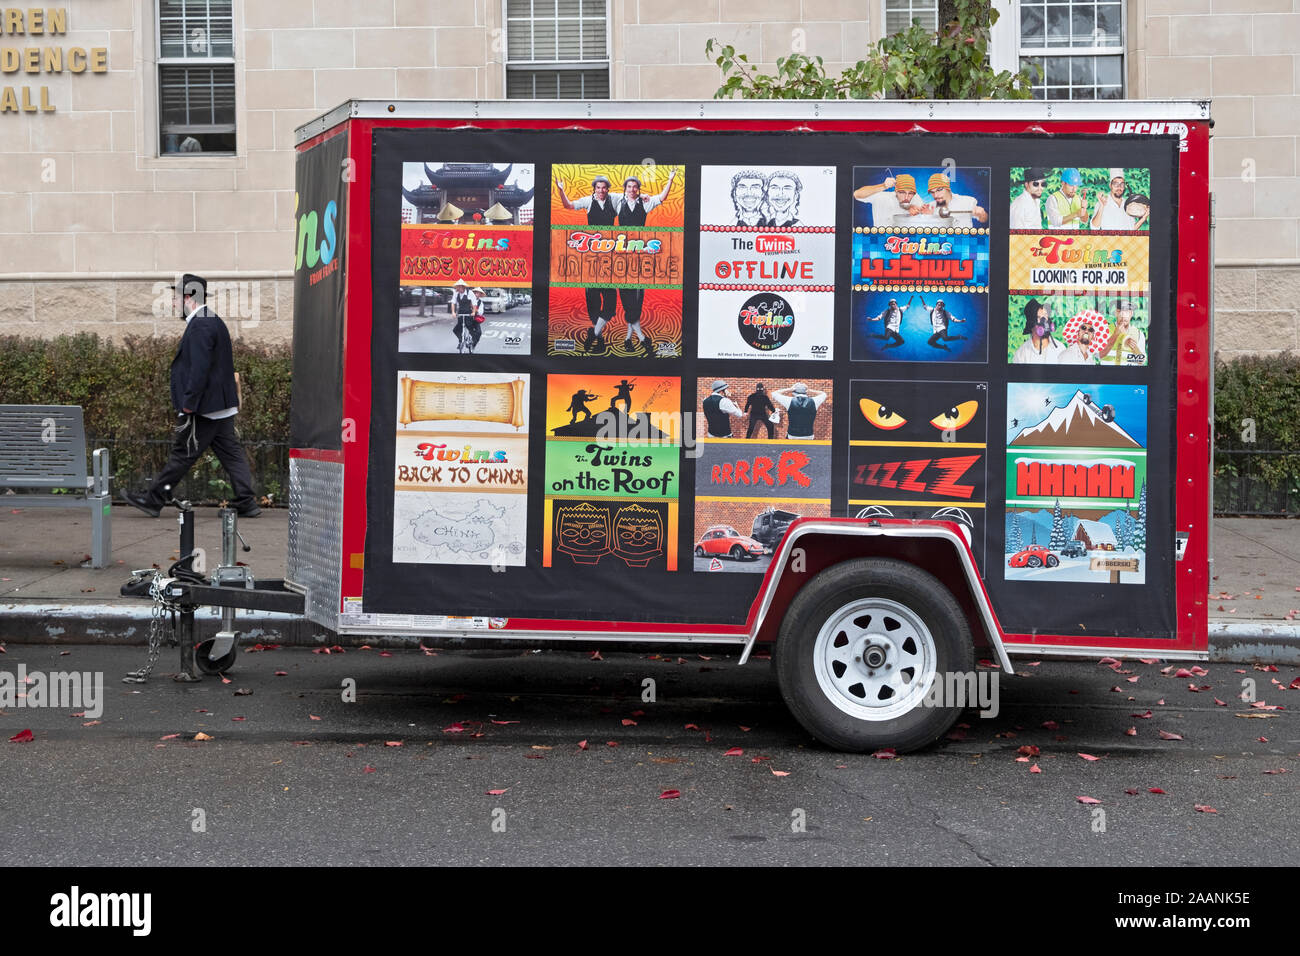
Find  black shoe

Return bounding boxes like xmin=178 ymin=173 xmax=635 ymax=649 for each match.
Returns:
xmin=640 ymin=337 xmax=656 ymax=357
xmin=124 ymin=491 xmax=161 ymax=518
xmin=236 ymin=504 xmax=261 ymax=518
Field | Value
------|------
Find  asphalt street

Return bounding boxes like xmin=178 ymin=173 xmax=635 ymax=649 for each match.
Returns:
xmin=1 ymin=644 xmax=1294 ymax=866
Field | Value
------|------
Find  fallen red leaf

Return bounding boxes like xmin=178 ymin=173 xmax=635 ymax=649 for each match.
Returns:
xmin=160 ymin=733 xmax=179 ymax=740
xmin=683 ymin=723 xmax=700 ymax=731
xmin=1148 ymin=787 xmax=1167 ymax=794
xmin=1257 ymin=736 xmax=1269 ymax=743
xmin=739 ymin=725 xmax=752 ymax=732
xmin=308 ymin=714 xmax=321 ymax=721
xmin=1017 ymin=745 xmax=1040 ymax=757
xmin=724 ymin=747 xmax=743 ymax=756
xmin=577 ymin=739 xmax=588 ymax=750
xmin=274 ymin=670 xmax=287 ymax=676
xmin=751 ymin=755 xmax=772 ymax=763
xmin=1193 ymin=804 xmax=1217 ymax=814
xmin=1214 ymin=698 xmax=1227 ymax=707
xmin=621 ymin=718 xmax=637 ymax=726
xmin=1173 ymin=668 xmax=1194 ymax=678
xmin=9 ymin=729 xmax=33 ymax=743
xmin=1124 ymin=788 xmax=1139 ymax=796
xmin=606 ymin=741 xmax=619 ymax=747
xmin=443 ymin=722 xmax=465 ymax=734
xmin=486 ymin=788 xmax=508 ymax=795
xmin=1076 ymin=796 xmax=1101 ymax=805
xmin=231 ymin=716 xmax=245 ymax=722
xmin=1124 ymin=727 xmax=1137 ymax=736
xmin=363 ymin=766 xmax=376 ymax=773
xmin=871 ymin=748 xmax=897 ymax=759
xmin=1131 ymin=710 xmax=1153 ymax=719
xmin=1263 ymin=768 xmax=1289 ymax=775
xmin=1139 ymin=658 xmax=1159 ymax=665
xmin=1042 ymin=720 xmax=1060 ymax=730
xmin=658 ymin=789 xmax=680 ymax=799
xmin=1029 ymin=763 xmax=1041 ymax=774
xmin=589 ymin=650 xmax=603 ymax=661
xmin=1078 ymin=753 xmax=1100 ymax=761
xmin=490 ymin=720 xmax=519 ymax=725
xmin=1015 ymin=756 xmax=1029 ymax=763
xmin=1157 ymin=730 xmax=1183 ymax=740
xmin=384 ymin=741 xmax=402 ymax=747
xmin=771 ymin=769 xmax=790 ymax=777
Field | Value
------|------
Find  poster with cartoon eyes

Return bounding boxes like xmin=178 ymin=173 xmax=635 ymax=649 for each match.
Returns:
xmin=848 ymin=379 xmax=988 ymax=570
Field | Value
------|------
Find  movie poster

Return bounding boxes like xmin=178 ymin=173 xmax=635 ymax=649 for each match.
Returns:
xmin=392 ymin=371 xmax=530 ymax=566
xmin=1004 ymin=383 xmax=1148 ymax=584
xmin=1009 ymin=166 xmax=1152 ymax=233
xmin=693 ymin=376 xmax=833 ymax=574
xmin=1008 ymin=291 xmax=1150 ymax=367
xmin=543 ymin=374 xmax=682 ymax=570
xmin=848 ymin=378 xmax=988 ymax=570
xmin=397 ymin=162 xmax=535 ymax=355
xmin=548 ymin=164 xmax=686 ymax=358
xmin=851 ymin=166 xmax=990 ymax=363
xmin=696 ymin=165 xmax=837 ymax=361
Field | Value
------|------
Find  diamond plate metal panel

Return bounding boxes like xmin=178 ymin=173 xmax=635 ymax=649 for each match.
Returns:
xmin=288 ymin=457 xmax=343 ymax=630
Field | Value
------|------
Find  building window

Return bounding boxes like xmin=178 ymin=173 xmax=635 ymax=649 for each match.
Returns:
xmin=1019 ymin=0 xmax=1124 ymax=100
xmin=157 ymin=0 xmax=236 ymax=154
xmin=505 ymin=0 xmax=609 ymax=99
xmin=883 ymin=0 xmax=938 ymax=34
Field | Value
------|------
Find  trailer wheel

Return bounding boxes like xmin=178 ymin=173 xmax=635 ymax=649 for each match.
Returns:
xmin=773 ymin=558 xmax=973 ymax=753
xmin=195 ymin=639 xmax=237 ymax=675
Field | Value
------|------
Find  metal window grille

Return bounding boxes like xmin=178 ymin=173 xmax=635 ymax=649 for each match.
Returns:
xmin=1018 ymin=0 xmax=1125 ymax=100
xmin=505 ymin=0 xmax=610 ymax=99
xmin=156 ymin=0 xmax=236 ymax=153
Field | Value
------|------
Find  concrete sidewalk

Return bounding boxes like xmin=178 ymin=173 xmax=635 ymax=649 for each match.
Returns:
xmin=1 ymin=501 xmax=1297 ymax=660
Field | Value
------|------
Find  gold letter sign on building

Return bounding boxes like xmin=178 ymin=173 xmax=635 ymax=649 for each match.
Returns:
xmin=0 ymin=8 xmax=108 ymax=114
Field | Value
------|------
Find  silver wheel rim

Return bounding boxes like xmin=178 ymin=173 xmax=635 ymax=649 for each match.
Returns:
xmin=812 ymin=597 xmax=937 ymax=721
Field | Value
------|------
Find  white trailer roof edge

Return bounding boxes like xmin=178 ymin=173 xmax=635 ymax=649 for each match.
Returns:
xmin=295 ymin=98 xmax=1212 ymax=146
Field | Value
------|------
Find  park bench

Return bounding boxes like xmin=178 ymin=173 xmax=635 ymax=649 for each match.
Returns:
xmin=0 ymin=405 xmax=111 ymax=568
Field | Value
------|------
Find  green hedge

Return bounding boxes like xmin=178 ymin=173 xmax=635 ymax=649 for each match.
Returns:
xmin=0 ymin=333 xmax=292 ymax=505
xmin=1213 ymin=353 xmax=1300 ymax=515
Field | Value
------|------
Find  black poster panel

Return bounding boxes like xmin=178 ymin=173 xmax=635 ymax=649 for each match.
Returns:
xmin=290 ymin=127 xmax=348 ymax=450
xmin=361 ymin=128 xmax=1177 ymax=640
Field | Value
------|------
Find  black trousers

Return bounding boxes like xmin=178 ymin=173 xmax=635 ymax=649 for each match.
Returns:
xmin=148 ymin=414 xmax=256 ymax=509
xmin=618 ymin=287 xmax=645 ymax=324
xmin=585 ymin=287 xmax=617 ymax=324
xmin=746 ymin=417 xmax=774 ymax=439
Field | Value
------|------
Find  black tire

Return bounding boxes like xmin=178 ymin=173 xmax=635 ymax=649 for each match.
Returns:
xmin=1045 ymin=554 xmax=1060 ymax=568
xmin=195 ymin=639 xmax=237 ymax=675
xmin=773 ymin=558 xmax=974 ymax=753
xmin=730 ymin=545 xmax=745 ymax=560
xmin=695 ymin=545 xmax=705 ymax=557
xmin=1026 ymin=555 xmax=1043 ymax=568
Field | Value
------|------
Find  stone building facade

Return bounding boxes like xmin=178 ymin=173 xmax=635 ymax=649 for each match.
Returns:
xmin=0 ymin=0 xmax=1296 ymax=357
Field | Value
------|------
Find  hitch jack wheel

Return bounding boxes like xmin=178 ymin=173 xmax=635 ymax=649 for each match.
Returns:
xmin=194 ymin=639 xmax=237 ymax=675
xmin=774 ymin=558 xmax=973 ymax=753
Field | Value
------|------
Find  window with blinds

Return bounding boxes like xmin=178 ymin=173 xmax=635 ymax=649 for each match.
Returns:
xmin=156 ymin=0 xmax=236 ymax=154
xmin=1019 ymin=0 xmax=1125 ymax=100
xmin=883 ymin=0 xmax=938 ymax=34
xmin=505 ymin=0 xmax=610 ymax=100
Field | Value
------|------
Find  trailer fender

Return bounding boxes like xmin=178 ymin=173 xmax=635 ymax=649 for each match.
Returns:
xmin=739 ymin=520 xmax=1012 ymax=674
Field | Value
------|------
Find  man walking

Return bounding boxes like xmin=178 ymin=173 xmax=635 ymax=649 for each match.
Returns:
xmin=125 ymin=274 xmax=259 ymax=517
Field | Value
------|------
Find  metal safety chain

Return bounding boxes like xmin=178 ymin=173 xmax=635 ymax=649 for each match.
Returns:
xmin=123 ymin=572 xmax=181 ymax=684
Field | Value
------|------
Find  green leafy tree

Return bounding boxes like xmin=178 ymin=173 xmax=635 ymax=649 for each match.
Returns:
xmin=708 ymin=0 xmax=1035 ymax=101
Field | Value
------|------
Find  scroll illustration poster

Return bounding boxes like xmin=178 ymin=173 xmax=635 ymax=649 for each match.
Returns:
xmin=851 ymin=166 xmax=990 ymax=363
xmin=398 ymin=162 xmax=535 ymax=355
xmin=393 ymin=371 xmax=530 ymax=567
xmin=696 ymin=165 xmax=837 ymax=361
xmin=549 ymin=164 xmax=686 ymax=358
xmin=1004 ymin=383 xmax=1148 ymax=584
xmin=543 ymin=374 xmax=682 ymax=571
xmin=693 ymin=376 xmax=833 ymax=574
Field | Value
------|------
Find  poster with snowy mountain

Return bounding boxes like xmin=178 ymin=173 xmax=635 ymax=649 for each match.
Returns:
xmin=1004 ymin=383 xmax=1147 ymax=584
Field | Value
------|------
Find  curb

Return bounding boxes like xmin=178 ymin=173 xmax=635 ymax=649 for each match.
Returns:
xmin=3 ymin=603 xmax=1300 ymax=664
xmin=1209 ymin=620 xmax=1300 ymax=665
xmin=0 ymin=603 xmax=308 ymax=645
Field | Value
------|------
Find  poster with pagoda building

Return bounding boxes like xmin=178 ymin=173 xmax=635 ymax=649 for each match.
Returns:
xmin=1003 ymin=383 xmax=1147 ymax=584
xmin=397 ymin=162 xmax=536 ymax=355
